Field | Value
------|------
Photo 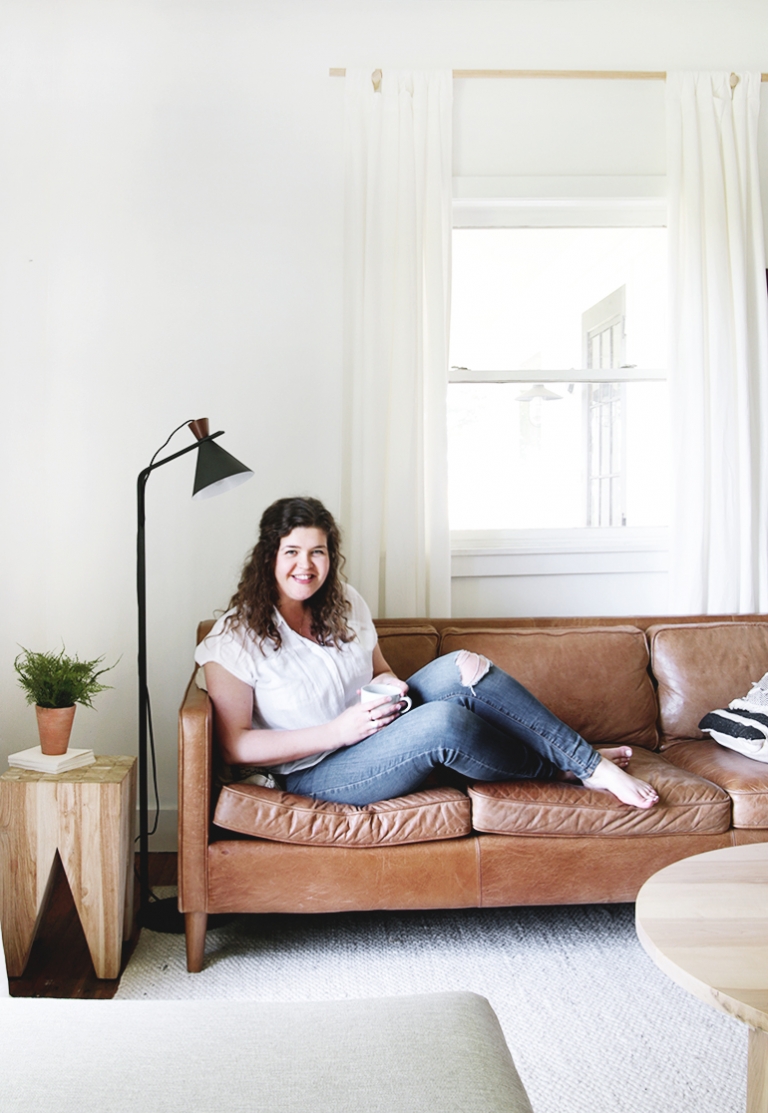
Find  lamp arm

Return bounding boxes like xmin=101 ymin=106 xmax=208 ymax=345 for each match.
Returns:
xmin=137 ymin=432 xmax=225 ymax=514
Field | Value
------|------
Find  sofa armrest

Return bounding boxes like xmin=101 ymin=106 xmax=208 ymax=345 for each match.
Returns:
xmin=178 ymin=671 xmax=213 ymax=912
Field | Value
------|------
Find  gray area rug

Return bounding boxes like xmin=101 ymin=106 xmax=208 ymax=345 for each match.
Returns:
xmin=117 ymin=896 xmax=744 ymax=1113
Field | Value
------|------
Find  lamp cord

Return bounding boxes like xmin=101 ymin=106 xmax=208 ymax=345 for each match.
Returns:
xmin=145 ymin=684 xmax=160 ymax=839
xmin=148 ymin=418 xmax=195 ymax=471
xmin=134 ymin=682 xmax=163 ymax=901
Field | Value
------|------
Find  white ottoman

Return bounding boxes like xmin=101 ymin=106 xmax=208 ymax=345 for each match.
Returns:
xmin=0 ymin=990 xmax=532 ymax=1112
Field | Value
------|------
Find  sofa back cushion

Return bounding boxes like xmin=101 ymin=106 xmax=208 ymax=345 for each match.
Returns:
xmin=375 ymin=624 xmax=440 ymax=681
xmin=649 ymin=620 xmax=768 ymax=743
xmin=438 ymin=626 xmax=658 ymax=749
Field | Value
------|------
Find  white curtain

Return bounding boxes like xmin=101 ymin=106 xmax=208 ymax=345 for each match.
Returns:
xmin=667 ymin=71 xmax=768 ymax=613
xmin=342 ymin=69 xmax=452 ymax=618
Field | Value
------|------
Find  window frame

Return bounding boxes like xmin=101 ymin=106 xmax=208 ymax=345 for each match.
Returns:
xmin=448 ymin=188 xmax=669 ymax=565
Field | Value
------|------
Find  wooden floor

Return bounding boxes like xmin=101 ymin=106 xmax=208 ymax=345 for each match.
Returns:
xmin=7 ymin=852 xmax=178 ymax=999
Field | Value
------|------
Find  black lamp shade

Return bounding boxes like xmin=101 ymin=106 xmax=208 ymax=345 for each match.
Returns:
xmin=192 ymin=439 xmax=254 ymax=499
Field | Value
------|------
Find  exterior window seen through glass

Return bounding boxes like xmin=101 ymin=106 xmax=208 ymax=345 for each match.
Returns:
xmin=448 ymin=227 xmax=668 ymax=533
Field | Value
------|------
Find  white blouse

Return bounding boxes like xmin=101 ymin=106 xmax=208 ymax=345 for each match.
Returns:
xmin=194 ymin=584 xmax=378 ymax=774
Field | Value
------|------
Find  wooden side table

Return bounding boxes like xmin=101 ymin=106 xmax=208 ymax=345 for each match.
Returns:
xmin=0 ymin=755 xmax=136 ymax=979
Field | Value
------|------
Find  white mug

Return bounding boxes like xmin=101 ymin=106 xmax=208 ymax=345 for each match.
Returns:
xmin=360 ymin=683 xmax=412 ymax=715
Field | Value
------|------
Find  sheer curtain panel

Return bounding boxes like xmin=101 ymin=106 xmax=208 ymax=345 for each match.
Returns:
xmin=342 ymin=70 xmax=452 ymax=618
xmin=667 ymin=72 xmax=768 ymax=613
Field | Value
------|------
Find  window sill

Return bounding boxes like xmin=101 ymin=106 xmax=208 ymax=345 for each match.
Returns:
xmin=451 ymin=528 xmax=669 ymax=578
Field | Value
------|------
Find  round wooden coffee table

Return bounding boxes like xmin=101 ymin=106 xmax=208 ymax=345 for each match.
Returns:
xmin=636 ymin=842 xmax=768 ymax=1113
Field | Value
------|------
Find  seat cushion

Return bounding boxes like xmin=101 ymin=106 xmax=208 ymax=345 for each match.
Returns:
xmin=438 ymin=626 xmax=659 ymax=749
xmin=649 ymin=620 xmax=768 ymax=743
xmin=213 ymin=784 xmax=472 ymax=846
xmin=662 ymin=739 xmax=768 ymax=829
xmin=468 ymin=748 xmax=731 ymax=837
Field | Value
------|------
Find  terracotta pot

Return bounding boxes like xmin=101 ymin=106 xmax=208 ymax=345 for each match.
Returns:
xmin=35 ymin=705 xmax=76 ymax=755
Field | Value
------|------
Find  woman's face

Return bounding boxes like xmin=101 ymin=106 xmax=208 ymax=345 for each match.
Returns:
xmin=274 ymin=526 xmax=330 ymax=607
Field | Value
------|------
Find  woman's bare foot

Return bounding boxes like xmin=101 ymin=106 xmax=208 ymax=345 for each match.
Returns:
xmin=597 ymin=745 xmax=632 ymax=769
xmin=584 ymin=755 xmax=659 ymax=809
xmin=555 ymin=746 xmax=633 ymax=784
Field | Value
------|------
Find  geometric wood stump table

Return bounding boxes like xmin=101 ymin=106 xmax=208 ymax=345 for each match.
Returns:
xmin=0 ymin=755 xmax=136 ymax=980
xmin=636 ymin=842 xmax=768 ymax=1113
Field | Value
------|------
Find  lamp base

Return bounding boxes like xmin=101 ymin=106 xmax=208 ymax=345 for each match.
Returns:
xmin=138 ymin=896 xmax=185 ymax=934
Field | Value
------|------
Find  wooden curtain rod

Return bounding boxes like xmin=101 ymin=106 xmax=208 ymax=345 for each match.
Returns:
xmin=330 ymin=68 xmax=768 ymax=82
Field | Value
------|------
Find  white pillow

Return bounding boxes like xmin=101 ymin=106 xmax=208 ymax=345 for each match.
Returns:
xmin=699 ymin=670 xmax=768 ymax=762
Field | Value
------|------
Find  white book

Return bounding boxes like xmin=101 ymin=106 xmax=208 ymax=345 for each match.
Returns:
xmin=7 ymin=747 xmax=96 ymax=774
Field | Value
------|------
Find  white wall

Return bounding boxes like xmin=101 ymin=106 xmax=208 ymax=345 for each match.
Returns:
xmin=3 ymin=0 xmax=768 ymax=844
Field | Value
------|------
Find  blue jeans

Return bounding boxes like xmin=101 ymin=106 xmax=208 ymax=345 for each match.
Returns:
xmin=285 ymin=652 xmax=601 ymax=806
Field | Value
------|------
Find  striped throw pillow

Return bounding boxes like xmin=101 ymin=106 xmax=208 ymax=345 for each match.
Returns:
xmin=699 ymin=671 xmax=768 ymax=762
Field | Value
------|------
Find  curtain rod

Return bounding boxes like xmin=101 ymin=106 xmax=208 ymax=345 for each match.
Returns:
xmin=330 ymin=68 xmax=768 ymax=82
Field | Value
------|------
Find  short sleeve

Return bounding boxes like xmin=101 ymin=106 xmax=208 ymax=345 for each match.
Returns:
xmin=345 ymin=585 xmax=378 ymax=653
xmin=194 ymin=614 xmax=261 ymax=686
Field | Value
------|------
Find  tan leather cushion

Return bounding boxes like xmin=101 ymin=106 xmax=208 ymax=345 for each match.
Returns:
xmin=375 ymin=625 xmax=440 ymax=682
xmin=663 ymin=739 xmax=768 ymax=829
xmin=649 ymin=621 xmax=768 ymax=743
xmin=439 ymin=626 xmax=658 ymax=750
xmin=213 ymin=784 xmax=471 ymax=846
xmin=468 ymin=749 xmax=731 ymax=837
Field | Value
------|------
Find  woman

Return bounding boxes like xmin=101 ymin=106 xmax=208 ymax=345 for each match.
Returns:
xmin=197 ymin=497 xmax=659 ymax=810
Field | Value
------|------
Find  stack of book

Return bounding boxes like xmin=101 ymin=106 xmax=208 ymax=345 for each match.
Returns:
xmin=7 ymin=746 xmax=96 ymax=774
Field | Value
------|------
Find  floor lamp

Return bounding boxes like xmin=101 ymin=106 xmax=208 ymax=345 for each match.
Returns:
xmin=137 ymin=417 xmax=253 ymax=931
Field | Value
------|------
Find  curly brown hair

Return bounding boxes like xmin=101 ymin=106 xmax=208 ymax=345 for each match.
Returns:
xmin=225 ymin=497 xmax=353 ymax=650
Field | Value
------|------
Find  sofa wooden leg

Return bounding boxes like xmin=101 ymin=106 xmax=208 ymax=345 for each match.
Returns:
xmin=185 ymin=911 xmax=207 ymax=972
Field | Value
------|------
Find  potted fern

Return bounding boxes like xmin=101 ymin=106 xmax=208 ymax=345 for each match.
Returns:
xmin=14 ymin=647 xmax=116 ymax=755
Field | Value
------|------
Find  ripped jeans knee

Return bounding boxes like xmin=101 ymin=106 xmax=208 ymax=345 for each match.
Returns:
xmin=455 ymin=649 xmax=492 ymax=693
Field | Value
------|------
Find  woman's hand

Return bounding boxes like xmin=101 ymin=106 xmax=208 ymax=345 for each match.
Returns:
xmin=330 ymin=695 xmax=403 ymax=747
xmin=371 ymin=671 xmax=409 ymax=697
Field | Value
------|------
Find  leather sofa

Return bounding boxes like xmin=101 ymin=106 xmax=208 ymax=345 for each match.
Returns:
xmin=178 ymin=613 xmax=768 ymax=971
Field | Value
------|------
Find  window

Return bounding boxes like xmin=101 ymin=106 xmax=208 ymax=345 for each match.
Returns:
xmin=448 ymin=220 xmax=668 ymax=543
